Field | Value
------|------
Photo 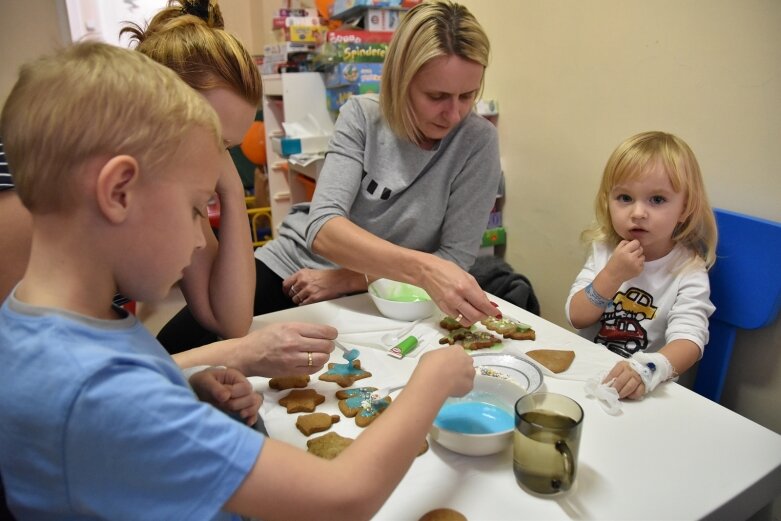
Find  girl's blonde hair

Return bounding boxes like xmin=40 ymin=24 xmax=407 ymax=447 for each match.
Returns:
xmin=380 ymin=0 xmax=489 ymax=145
xmin=1 ymin=41 xmax=220 ymax=213
xmin=121 ymin=0 xmax=261 ymax=106
xmin=584 ymin=131 xmax=718 ymax=268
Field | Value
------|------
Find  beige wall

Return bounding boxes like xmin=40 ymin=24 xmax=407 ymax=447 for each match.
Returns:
xmin=2 ymin=1 xmax=779 ymax=435
xmin=456 ymin=0 xmax=781 ymax=436
xmin=0 ymin=0 xmax=69 ymax=105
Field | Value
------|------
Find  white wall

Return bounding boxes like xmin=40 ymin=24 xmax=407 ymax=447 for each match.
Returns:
xmin=3 ymin=0 xmax=779 ymax=435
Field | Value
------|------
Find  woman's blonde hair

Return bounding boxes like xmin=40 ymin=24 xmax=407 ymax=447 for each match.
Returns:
xmin=583 ymin=131 xmax=718 ymax=268
xmin=380 ymin=0 xmax=489 ymax=144
xmin=121 ymin=0 xmax=261 ymax=106
xmin=1 ymin=41 xmax=220 ymax=213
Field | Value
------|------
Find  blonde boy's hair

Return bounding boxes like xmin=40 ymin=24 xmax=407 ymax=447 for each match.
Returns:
xmin=583 ymin=131 xmax=718 ymax=268
xmin=121 ymin=0 xmax=262 ymax=107
xmin=1 ymin=41 xmax=221 ymax=213
xmin=380 ymin=0 xmax=490 ymax=145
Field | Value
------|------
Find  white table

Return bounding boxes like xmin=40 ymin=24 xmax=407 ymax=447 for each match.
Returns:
xmin=250 ymin=293 xmax=781 ymax=520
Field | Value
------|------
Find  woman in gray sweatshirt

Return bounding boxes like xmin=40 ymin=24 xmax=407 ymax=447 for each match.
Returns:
xmin=255 ymin=1 xmax=503 ymax=327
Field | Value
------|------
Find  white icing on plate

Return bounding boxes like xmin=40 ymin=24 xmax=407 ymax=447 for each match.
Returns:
xmin=470 ymin=352 xmax=543 ymax=394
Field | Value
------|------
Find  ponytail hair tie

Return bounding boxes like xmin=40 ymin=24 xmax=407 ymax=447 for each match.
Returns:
xmin=182 ymin=0 xmax=211 ymax=21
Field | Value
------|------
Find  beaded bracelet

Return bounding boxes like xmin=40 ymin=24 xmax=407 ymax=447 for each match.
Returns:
xmin=584 ymin=282 xmax=612 ymax=308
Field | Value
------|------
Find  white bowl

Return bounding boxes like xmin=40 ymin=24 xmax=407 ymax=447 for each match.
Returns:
xmin=368 ymin=279 xmax=435 ymax=321
xmin=430 ymin=374 xmax=526 ymax=456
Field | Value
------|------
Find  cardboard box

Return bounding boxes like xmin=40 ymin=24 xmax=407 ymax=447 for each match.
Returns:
xmin=325 ymin=84 xmax=360 ymax=111
xmin=276 ymin=8 xmax=318 ymax=18
xmin=365 ymin=8 xmax=402 ymax=31
xmin=323 ymin=62 xmax=383 ymax=87
xmin=481 ymin=227 xmax=506 ymax=248
xmin=272 ymin=16 xmax=324 ymax=29
xmin=276 ymin=25 xmax=328 ymax=44
xmin=325 ymin=42 xmax=387 ymax=63
xmin=271 ymin=134 xmax=332 ymax=156
xmin=326 ymin=30 xmax=394 ymax=44
xmin=331 ymin=0 xmax=402 ymax=18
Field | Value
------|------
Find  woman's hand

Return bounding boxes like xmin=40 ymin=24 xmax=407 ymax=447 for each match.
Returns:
xmin=418 ymin=255 xmax=498 ymax=326
xmin=189 ymin=367 xmax=263 ymax=425
xmin=230 ymin=323 xmax=337 ymax=377
xmin=283 ymin=268 xmax=366 ymax=306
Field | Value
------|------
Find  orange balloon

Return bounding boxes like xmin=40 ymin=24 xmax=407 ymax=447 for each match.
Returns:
xmin=315 ymin=0 xmax=333 ymax=19
xmin=240 ymin=121 xmax=266 ymax=166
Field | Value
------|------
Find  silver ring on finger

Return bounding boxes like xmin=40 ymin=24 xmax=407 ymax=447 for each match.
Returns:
xmin=307 ymin=351 xmax=313 ymax=367
xmin=455 ymin=313 xmax=464 ymax=322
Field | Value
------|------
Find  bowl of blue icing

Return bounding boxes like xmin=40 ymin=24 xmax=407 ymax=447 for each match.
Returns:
xmin=430 ymin=374 xmax=526 ymax=456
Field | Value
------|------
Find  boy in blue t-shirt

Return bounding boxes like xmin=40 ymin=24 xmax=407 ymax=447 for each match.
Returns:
xmin=0 ymin=41 xmax=476 ymax=520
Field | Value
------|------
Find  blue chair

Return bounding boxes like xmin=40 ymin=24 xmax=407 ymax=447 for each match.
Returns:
xmin=693 ymin=208 xmax=781 ymax=402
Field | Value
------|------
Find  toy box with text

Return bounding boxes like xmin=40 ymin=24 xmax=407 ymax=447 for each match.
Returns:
xmin=326 ymin=29 xmax=394 ymax=45
xmin=331 ymin=0 xmax=402 ymax=18
xmin=323 ymin=62 xmax=383 ymax=88
xmin=325 ymin=84 xmax=360 ymax=111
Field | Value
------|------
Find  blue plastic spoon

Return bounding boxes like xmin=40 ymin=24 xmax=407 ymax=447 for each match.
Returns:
xmin=334 ymin=340 xmax=360 ymax=363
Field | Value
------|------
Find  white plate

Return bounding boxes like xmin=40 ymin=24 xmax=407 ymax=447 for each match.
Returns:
xmin=470 ymin=352 xmax=543 ymax=394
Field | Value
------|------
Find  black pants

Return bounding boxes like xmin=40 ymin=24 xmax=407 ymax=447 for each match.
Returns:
xmin=156 ymin=259 xmax=296 ymax=353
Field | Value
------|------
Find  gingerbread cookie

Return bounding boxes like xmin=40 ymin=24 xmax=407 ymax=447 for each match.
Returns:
xmin=439 ymin=329 xmax=502 ymax=350
xmin=525 ymin=349 xmax=575 ymax=373
xmin=296 ymin=412 xmax=341 ymax=436
xmin=336 ymin=387 xmax=391 ymax=427
xmin=318 ymin=359 xmax=372 ymax=388
xmin=307 ymin=431 xmax=354 ymax=460
xmin=278 ymin=388 xmax=325 ymax=413
xmin=269 ymin=374 xmax=310 ymax=391
xmin=418 ymin=508 xmax=467 ymax=521
xmin=481 ymin=316 xmax=536 ymax=341
xmin=439 ymin=316 xmax=464 ymax=331
xmin=418 ymin=438 xmax=429 ymax=457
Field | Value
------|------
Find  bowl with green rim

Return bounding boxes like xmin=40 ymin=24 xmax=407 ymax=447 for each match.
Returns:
xmin=368 ymin=279 xmax=435 ymax=321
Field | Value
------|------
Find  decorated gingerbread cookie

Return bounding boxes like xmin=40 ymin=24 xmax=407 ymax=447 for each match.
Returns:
xmin=439 ymin=316 xmax=463 ymax=331
xmin=307 ymin=431 xmax=354 ymax=460
xmin=296 ymin=412 xmax=341 ymax=436
xmin=481 ymin=316 xmax=536 ymax=340
xmin=335 ymin=387 xmax=391 ymax=428
xmin=269 ymin=374 xmax=310 ymax=391
xmin=439 ymin=329 xmax=502 ymax=350
xmin=318 ymin=359 xmax=372 ymax=388
xmin=278 ymin=388 xmax=325 ymax=413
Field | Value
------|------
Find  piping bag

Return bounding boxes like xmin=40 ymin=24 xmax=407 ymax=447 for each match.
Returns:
xmin=387 ymin=335 xmax=419 ymax=359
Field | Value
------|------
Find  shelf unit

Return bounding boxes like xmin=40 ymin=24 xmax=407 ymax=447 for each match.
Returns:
xmin=261 ymin=72 xmax=333 ymax=235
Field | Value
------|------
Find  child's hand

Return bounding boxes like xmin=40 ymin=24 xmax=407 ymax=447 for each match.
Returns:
xmin=189 ymin=367 xmax=263 ymax=425
xmin=604 ymin=240 xmax=645 ymax=283
xmin=418 ymin=347 xmax=476 ymax=398
xmin=603 ymin=360 xmax=646 ymax=400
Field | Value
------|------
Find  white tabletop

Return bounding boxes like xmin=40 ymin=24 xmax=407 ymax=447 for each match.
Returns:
xmin=250 ymin=293 xmax=781 ymax=521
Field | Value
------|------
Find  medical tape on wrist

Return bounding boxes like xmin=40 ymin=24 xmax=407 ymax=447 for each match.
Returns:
xmin=629 ymin=352 xmax=672 ymax=394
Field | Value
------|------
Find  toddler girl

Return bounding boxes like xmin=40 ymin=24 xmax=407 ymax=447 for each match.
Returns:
xmin=566 ymin=131 xmax=717 ymax=399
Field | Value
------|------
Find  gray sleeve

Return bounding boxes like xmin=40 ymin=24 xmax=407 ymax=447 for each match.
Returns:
xmin=436 ymin=126 xmax=502 ymax=269
xmin=304 ymin=98 xmax=366 ymax=249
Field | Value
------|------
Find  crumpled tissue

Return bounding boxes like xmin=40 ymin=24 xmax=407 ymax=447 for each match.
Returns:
xmin=584 ymin=372 xmax=622 ymax=416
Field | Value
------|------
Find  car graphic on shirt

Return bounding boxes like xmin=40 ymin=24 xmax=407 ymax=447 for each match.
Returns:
xmin=595 ymin=316 xmax=648 ymax=357
xmin=612 ymin=288 xmax=657 ymax=321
